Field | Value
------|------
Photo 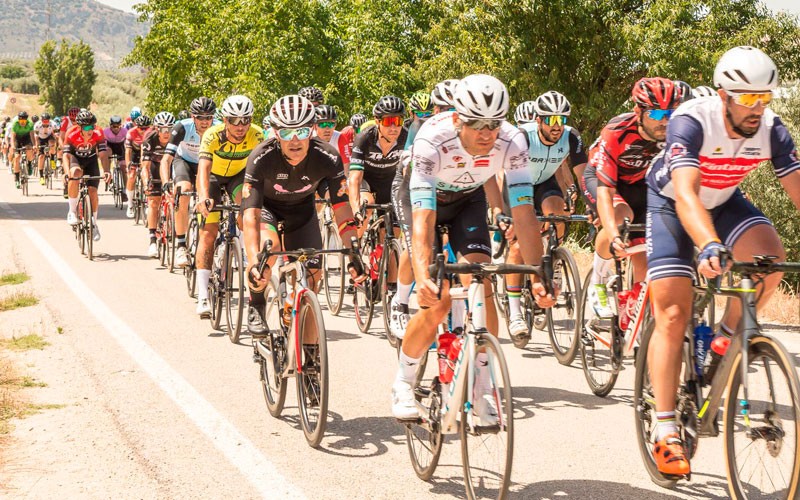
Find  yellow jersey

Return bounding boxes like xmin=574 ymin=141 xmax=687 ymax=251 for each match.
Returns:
xmin=199 ymin=123 xmax=264 ymax=177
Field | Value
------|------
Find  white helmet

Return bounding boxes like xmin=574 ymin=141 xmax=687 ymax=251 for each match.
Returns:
xmin=713 ymin=46 xmax=778 ymax=92
xmin=533 ymin=91 xmax=571 ymax=116
xmin=221 ymin=95 xmax=254 ymax=118
xmin=453 ymin=74 xmax=509 ymax=120
xmin=153 ymin=111 xmax=175 ymax=128
xmin=514 ymin=101 xmax=536 ymax=124
xmin=431 ymin=79 xmax=459 ymax=107
xmin=692 ymin=85 xmax=717 ymax=98
xmin=270 ymin=95 xmax=316 ymax=128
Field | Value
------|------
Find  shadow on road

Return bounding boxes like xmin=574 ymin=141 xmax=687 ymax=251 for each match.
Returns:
xmin=512 ymin=385 xmax=632 ymax=421
xmin=318 ymin=413 xmax=407 ymax=458
xmin=512 ymin=476 xmax=729 ymax=499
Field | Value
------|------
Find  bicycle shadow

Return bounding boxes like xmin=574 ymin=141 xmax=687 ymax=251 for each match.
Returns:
xmin=90 ymin=253 xmax=155 ymax=263
xmin=511 ymin=476 xmax=730 ymax=499
xmin=512 ymin=385 xmax=633 ymax=421
xmin=326 ymin=329 xmax=361 ymax=342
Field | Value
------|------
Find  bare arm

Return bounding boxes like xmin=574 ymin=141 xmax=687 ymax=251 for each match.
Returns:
xmin=596 ymin=185 xmax=618 ymax=237
xmin=160 ymin=153 xmax=174 ymax=185
xmin=779 ymin=170 xmax=800 ymax=213
xmin=347 ymin=170 xmax=363 ymax=215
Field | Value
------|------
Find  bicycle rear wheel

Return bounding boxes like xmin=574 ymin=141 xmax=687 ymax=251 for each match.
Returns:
xmin=322 ymin=225 xmax=345 ymax=315
xmin=167 ymin=203 xmax=176 ymax=272
xmin=353 ymin=281 xmax=374 ymax=333
xmin=296 ymin=291 xmax=329 ymax=448
xmin=382 ymin=238 xmax=401 ymax=348
xmin=21 ymin=169 xmax=28 ymax=196
xmin=460 ymin=332 xmax=514 ymax=500
xmin=579 ymin=270 xmax=619 ymax=397
xmin=225 ymin=239 xmax=245 ymax=344
xmin=208 ymin=250 xmax=224 ymax=330
xmin=84 ymin=195 xmax=94 ymax=260
xmin=134 ymin=176 xmax=144 ymax=225
xmin=547 ymin=247 xmax=582 ymax=365
xmin=185 ymin=216 xmax=199 ymax=298
xmin=259 ymin=278 xmax=287 ymax=417
xmin=725 ymin=336 xmax=800 ymax=499
xmin=77 ymin=199 xmax=86 ymax=255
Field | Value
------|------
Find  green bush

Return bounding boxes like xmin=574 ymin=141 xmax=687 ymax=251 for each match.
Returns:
xmin=0 ymin=76 xmax=39 ymax=94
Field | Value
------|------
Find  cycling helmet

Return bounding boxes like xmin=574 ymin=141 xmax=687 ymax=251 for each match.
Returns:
xmin=67 ymin=107 xmax=80 ymax=120
xmin=408 ymin=91 xmax=433 ymax=112
xmin=314 ymin=104 xmax=338 ymax=122
xmin=189 ymin=96 xmax=216 ymax=115
xmin=674 ymin=80 xmax=694 ymax=103
xmin=31 ymin=115 xmax=39 ymax=123
xmin=298 ymin=86 xmax=324 ymax=104
xmin=692 ymin=85 xmax=717 ymax=98
xmin=177 ymin=109 xmax=190 ymax=120
xmin=109 ymin=115 xmax=123 ymax=125
xmin=221 ymin=95 xmax=254 ymax=118
xmin=41 ymin=112 xmax=51 ymax=121
xmin=372 ymin=96 xmax=406 ymax=117
xmin=214 ymin=108 xmax=223 ymax=121
xmin=130 ymin=106 xmax=142 ymax=120
xmin=514 ymin=101 xmax=537 ymax=124
xmin=349 ymin=113 xmax=367 ymax=129
xmin=270 ymin=95 xmax=316 ymax=128
xmin=262 ymin=116 xmax=271 ymax=128
xmin=713 ymin=46 xmax=778 ymax=91
xmin=18 ymin=111 xmax=28 ymax=119
xmin=76 ymin=110 xmax=96 ymax=126
xmin=533 ymin=91 xmax=571 ymax=116
xmin=631 ymin=77 xmax=680 ymax=109
xmin=153 ymin=111 xmax=176 ymax=128
xmin=431 ymin=79 xmax=459 ymax=107
xmin=453 ymin=74 xmax=509 ymax=120
xmin=135 ymin=114 xmax=152 ymax=127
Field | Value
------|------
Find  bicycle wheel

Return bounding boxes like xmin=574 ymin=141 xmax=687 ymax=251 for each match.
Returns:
xmin=114 ymin=168 xmax=123 ymax=209
xmin=208 ymin=252 xmax=223 ymax=330
xmin=77 ymin=199 xmax=86 ymax=255
xmin=382 ymin=238 xmax=402 ymax=348
xmin=322 ymin=225 xmax=345 ymax=315
xmin=353 ymin=281 xmax=374 ymax=333
xmin=134 ymin=176 xmax=143 ymax=225
xmin=547 ymin=247 xmax=582 ymax=365
xmin=493 ymin=273 xmax=509 ymax=321
xmin=579 ymin=270 xmax=619 ymax=397
xmin=185 ymin=216 xmax=199 ymax=298
xmin=167 ymin=203 xmax=176 ymax=272
xmin=21 ymin=169 xmax=28 ymax=196
xmin=405 ymin=349 xmax=442 ymax=480
xmin=157 ymin=214 xmax=167 ymax=267
xmin=296 ymin=291 xmax=329 ymax=448
xmin=84 ymin=195 xmax=94 ymax=260
xmin=259 ymin=278 xmax=287 ymax=417
xmin=460 ymin=332 xmax=514 ymax=500
xmin=724 ymin=336 xmax=800 ymax=499
xmin=225 ymin=239 xmax=245 ymax=344
xmin=633 ymin=316 xmax=680 ymax=489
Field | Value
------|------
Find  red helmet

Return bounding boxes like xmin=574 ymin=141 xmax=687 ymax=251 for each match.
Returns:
xmin=631 ymin=77 xmax=680 ymax=110
xmin=67 ymin=107 xmax=80 ymax=120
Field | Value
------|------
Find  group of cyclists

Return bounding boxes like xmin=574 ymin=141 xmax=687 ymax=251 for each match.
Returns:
xmin=2 ymin=44 xmax=799 ymax=493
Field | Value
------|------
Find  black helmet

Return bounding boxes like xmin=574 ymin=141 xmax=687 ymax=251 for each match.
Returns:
xmin=298 ymin=86 xmax=324 ymax=104
xmin=349 ymin=113 xmax=367 ymax=129
xmin=372 ymin=96 xmax=405 ymax=117
xmin=314 ymin=104 xmax=338 ymax=122
xmin=109 ymin=115 xmax=123 ymax=125
xmin=177 ymin=109 xmax=190 ymax=120
xmin=31 ymin=115 xmax=39 ymax=123
xmin=135 ymin=114 xmax=153 ymax=127
xmin=41 ymin=112 xmax=52 ymax=121
xmin=189 ymin=96 xmax=216 ymax=115
xmin=18 ymin=111 xmax=28 ymax=119
xmin=76 ymin=110 xmax=96 ymax=126
xmin=674 ymin=80 xmax=694 ymax=103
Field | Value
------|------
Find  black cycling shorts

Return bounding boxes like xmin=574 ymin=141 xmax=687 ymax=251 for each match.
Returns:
xmin=533 ymin=175 xmax=564 ymax=215
xmin=260 ymin=201 xmax=322 ymax=269
xmin=173 ymin=156 xmax=198 ymax=185
xmin=582 ymin=171 xmax=647 ymax=227
xmin=15 ymin=134 xmax=33 ymax=148
xmin=71 ymin=156 xmax=101 ymax=189
xmin=107 ymin=141 xmax=125 ymax=159
xmin=146 ymin=161 xmax=162 ymax=196
xmin=361 ymin=171 xmax=394 ymax=205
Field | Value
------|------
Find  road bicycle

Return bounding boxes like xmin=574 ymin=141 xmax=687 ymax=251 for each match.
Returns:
xmin=155 ymin=182 xmax=176 ymax=271
xmin=70 ymin=175 xmax=103 ymax=260
xmin=131 ymin=163 xmax=146 ymax=225
xmin=403 ymin=254 xmax=551 ymax=500
xmin=16 ymin=148 xmax=31 ymax=196
xmin=252 ymin=237 xmax=362 ymax=448
xmin=40 ymin=147 xmax=57 ymax=190
xmin=635 ymin=253 xmax=800 ymax=498
xmin=110 ymin=155 xmax=125 ymax=209
xmin=182 ymin=191 xmax=200 ymax=297
xmin=317 ymin=199 xmax=347 ymax=316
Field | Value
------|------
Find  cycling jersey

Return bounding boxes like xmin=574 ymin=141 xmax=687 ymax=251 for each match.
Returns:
xmin=103 ymin=126 xmax=127 ymax=144
xmin=647 ymin=98 xmax=800 ymax=209
xmin=349 ymin=124 xmax=408 ymax=180
xmin=409 ymin=111 xmax=532 ymax=211
xmin=337 ymin=126 xmax=355 ymax=166
xmin=33 ymin=121 xmax=55 ymax=140
xmin=587 ymin=113 xmax=663 ymax=187
xmin=199 ymin=123 xmax=264 ymax=177
xmin=165 ymin=118 xmax=220 ymax=164
xmin=125 ymin=127 xmax=150 ymax=155
xmin=520 ymin=123 xmax=587 ymax=185
xmin=60 ymin=118 xmax=75 ymax=134
xmin=141 ymin=129 xmax=169 ymax=165
xmin=11 ymin=118 xmax=34 ymax=137
xmin=63 ymin=126 xmax=107 ymax=159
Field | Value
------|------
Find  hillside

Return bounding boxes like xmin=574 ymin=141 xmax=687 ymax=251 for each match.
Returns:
xmin=0 ymin=0 xmax=147 ymax=63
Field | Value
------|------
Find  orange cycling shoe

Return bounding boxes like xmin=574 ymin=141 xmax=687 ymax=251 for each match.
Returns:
xmin=652 ymin=433 xmax=691 ymax=476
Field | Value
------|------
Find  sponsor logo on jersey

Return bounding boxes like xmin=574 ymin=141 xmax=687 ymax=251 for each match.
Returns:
xmin=516 ymin=195 xmax=533 ymax=204
xmin=242 ymin=182 xmax=251 ymax=199
xmin=474 ymin=158 xmax=490 ymax=167
xmin=452 ymin=155 xmax=463 ymax=162
xmin=277 ymin=173 xmax=288 ymax=179
xmin=453 ymin=172 xmax=476 ymax=184
xmin=467 ymin=226 xmax=478 ymax=232
xmin=668 ymin=143 xmax=687 ymax=160
xmin=712 ymin=147 xmax=723 ymax=155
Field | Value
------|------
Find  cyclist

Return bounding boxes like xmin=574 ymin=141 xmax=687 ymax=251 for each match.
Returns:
xmin=298 ymin=86 xmax=325 ymax=106
xmin=127 ymin=107 xmax=142 ymax=130
xmin=674 ymin=80 xmax=694 ymax=103
xmin=405 ymin=91 xmax=434 ymax=148
xmin=505 ymin=91 xmax=588 ymax=339
xmin=692 ymin=85 xmax=716 ymax=99
xmin=337 ymin=113 xmax=366 ymax=170
xmin=195 ymin=95 xmax=263 ymax=318
xmin=0 ymin=116 xmax=9 ymax=163
xmin=125 ymin=114 xmax=153 ymax=218
xmin=142 ymin=112 xmax=176 ymax=258
xmin=177 ymin=109 xmax=190 ymax=120
xmin=313 ymin=104 xmax=340 ymax=151
xmin=161 ymin=96 xmax=218 ymax=268
xmin=33 ymin=112 xmax=57 ymax=185
xmin=104 ymin=115 xmax=128 ymax=198
xmin=391 ymin=74 xmax=554 ymax=420
xmin=243 ymin=94 xmax=363 ymax=335
xmin=9 ymin=111 xmax=35 ymax=189
xmin=430 ymin=79 xmax=458 ymax=114
xmin=261 ymin=116 xmax=273 ymax=140
xmin=645 ymin=46 xmax=800 ymax=478
xmin=64 ymin=110 xmax=111 ymax=239
xmin=582 ymin=77 xmax=680 ymax=320
xmin=514 ymin=100 xmax=537 ymax=126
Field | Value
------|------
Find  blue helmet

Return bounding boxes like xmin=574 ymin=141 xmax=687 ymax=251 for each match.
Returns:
xmin=130 ymin=106 xmax=142 ymax=120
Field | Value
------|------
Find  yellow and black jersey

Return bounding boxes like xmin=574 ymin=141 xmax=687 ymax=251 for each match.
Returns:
xmin=199 ymin=123 xmax=264 ymax=177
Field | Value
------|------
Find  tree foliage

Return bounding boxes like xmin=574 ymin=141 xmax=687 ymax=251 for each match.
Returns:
xmin=34 ymin=39 xmax=97 ymax=115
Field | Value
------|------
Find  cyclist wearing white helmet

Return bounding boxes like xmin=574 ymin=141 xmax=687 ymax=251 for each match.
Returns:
xmin=645 ymin=46 xmax=800 ymax=478
xmin=390 ymin=74 xmax=555 ymax=421
xmin=243 ymin=95 xmax=363 ymax=336
xmin=513 ymin=100 xmax=536 ymax=125
xmin=195 ymin=94 xmax=264 ymax=318
xmin=691 ymin=85 xmax=716 ymax=99
xmin=430 ymin=79 xmax=459 ymax=113
xmin=141 ymin=112 xmax=175 ymax=258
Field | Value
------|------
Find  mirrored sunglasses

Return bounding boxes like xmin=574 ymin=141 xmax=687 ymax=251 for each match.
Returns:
xmin=277 ymin=127 xmax=312 ymax=141
xmin=727 ymin=91 xmax=772 ymax=108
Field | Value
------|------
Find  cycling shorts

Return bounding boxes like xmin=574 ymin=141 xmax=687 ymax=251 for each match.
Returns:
xmin=70 ymin=156 xmax=101 ymax=189
xmin=107 ymin=141 xmax=125 ymax=159
xmin=15 ymin=134 xmax=33 ymax=148
xmin=206 ymin=170 xmax=245 ymax=224
xmin=533 ymin=175 xmax=564 ymax=215
xmin=583 ymin=170 xmax=647 ymax=227
xmin=260 ymin=201 xmax=322 ymax=269
xmin=647 ymin=188 xmax=772 ymax=281
xmin=392 ymin=167 xmax=412 ymax=251
xmin=173 ymin=156 xmax=198 ymax=185
xmin=146 ymin=162 xmax=162 ymax=197
xmin=360 ymin=171 xmax=394 ymax=205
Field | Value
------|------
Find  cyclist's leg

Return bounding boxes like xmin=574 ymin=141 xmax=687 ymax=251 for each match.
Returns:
xmin=66 ymin=161 xmax=84 ymax=219
xmin=390 ymin=168 xmax=415 ymax=336
xmin=196 ymin=174 xmax=223 ymax=310
xmin=173 ymin=157 xmax=197 ymax=251
xmin=36 ymin=144 xmax=45 ymax=174
xmin=146 ymin=163 xmax=162 ymax=254
xmin=538 ymin=175 xmax=568 ymax=239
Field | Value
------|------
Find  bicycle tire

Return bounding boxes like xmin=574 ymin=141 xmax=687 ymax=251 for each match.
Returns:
xmin=225 ymin=239 xmax=245 ymax=344
xmin=134 ymin=175 xmax=143 ymax=225
xmin=158 ymin=212 xmax=167 ymax=267
xmin=460 ymin=332 xmax=514 ymax=500
xmin=322 ymin=225 xmax=345 ymax=315
xmin=185 ymin=216 xmax=199 ymax=298
xmin=353 ymin=238 xmax=375 ymax=333
xmin=208 ymin=250 xmax=223 ymax=330
xmin=405 ymin=348 xmax=441 ymax=480
xmin=77 ymin=197 xmax=86 ymax=255
xmin=547 ymin=247 xmax=582 ymax=365
xmin=260 ymin=278 xmax=287 ymax=417
xmin=167 ymin=203 xmax=176 ymax=273
xmin=21 ymin=170 xmax=28 ymax=196
xmin=296 ymin=292 xmax=329 ymax=448
xmin=84 ymin=195 xmax=94 ymax=260
xmin=382 ymin=238 xmax=402 ymax=348
xmin=724 ymin=336 xmax=800 ymax=499
xmin=579 ymin=270 xmax=619 ymax=397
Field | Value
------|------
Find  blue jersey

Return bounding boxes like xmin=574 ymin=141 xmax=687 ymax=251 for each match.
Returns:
xmin=165 ymin=118 xmax=220 ymax=164
xmin=519 ymin=123 xmax=587 ymax=185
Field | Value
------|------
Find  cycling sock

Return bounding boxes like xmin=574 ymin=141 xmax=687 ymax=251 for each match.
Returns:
xmin=68 ymin=197 xmax=78 ymax=213
xmin=126 ymin=190 xmax=134 ymax=206
xmin=176 ymin=235 xmax=186 ymax=248
xmin=149 ymin=229 xmax=156 ymax=244
xmin=197 ymin=269 xmax=211 ymax=300
xmin=507 ymin=285 xmax=521 ymax=317
xmin=396 ymin=351 xmax=422 ymax=386
xmin=396 ymin=281 xmax=413 ymax=305
xmin=655 ymin=411 xmax=678 ymax=441
xmin=93 ymin=211 xmax=98 ymax=221
xmin=591 ymin=252 xmax=613 ymax=286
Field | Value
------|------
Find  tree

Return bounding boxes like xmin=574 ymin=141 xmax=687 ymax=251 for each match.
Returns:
xmin=35 ymin=39 xmax=97 ymax=115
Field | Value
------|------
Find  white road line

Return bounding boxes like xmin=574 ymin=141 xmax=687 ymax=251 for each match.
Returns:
xmin=0 ymin=199 xmax=305 ymax=499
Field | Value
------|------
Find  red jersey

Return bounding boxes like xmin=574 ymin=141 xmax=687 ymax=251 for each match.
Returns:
xmin=588 ymin=113 xmax=663 ymax=187
xmin=338 ymin=126 xmax=355 ymax=167
xmin=125 ymin=126 xmax=150 ymax=152
xmin=60 ymin=117 xmax=74 ymax=134
xmin=63 ymin=125 xmax=107 ymax=158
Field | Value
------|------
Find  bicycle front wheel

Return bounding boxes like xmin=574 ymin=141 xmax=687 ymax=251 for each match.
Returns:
xmin=579 ymin=270 xmax=619 ymax=397
xmin=225 ymin=240 xmax=245 ymax=344
xmin=547 ymin=247 xmax=582 ymax=365
xmin=322 ymin=225 xmax=345 ymax=315
xmin=405 ymin=348 xmax=441 ymax=480
xmin=460 ymin=332 xmax=514 ymax=500
xmin=185 ymin=216 xmax=199 ymax=298
xmin=296 ymin=291 xmax=329 ymax=448
xmin=725 ymin=335 xmax=800 ymax=499
xmin=167 ymin=203 xmax=176 ymax=272
xmin=84 ymin=195 xmax=94 ymax=260
xmin=259 ymin=278 xmax=287 ymax=417
xmin=382 ymin=238 xmax=402 ymax=348
xmin=134 ymin=176 xmax=144 ymax=225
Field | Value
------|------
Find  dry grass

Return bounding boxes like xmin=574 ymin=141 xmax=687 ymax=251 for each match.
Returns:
xmin=0 ymin=334 xmax=49 ymax=351
xmin=0 ymin=273 xmax=29 ymax=286
xmin=0 ymin=293 xmax=38 ymax=312
xmin=1 ymin=92 xmax=45 ymax=117
xmin=0 ymin=358 xmax=27 ymax=435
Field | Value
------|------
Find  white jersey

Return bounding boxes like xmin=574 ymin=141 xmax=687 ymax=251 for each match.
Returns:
xmin=34 ymin=121 xmax=55 ymax=139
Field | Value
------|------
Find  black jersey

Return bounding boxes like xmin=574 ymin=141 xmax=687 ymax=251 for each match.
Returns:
xmin=349 ymin=125 xmax=408 ymax=180
xmin=141 ymin=129 xmax=168 ymax=164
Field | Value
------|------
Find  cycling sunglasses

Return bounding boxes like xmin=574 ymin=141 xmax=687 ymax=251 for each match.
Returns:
xmin=644 ymin=108 xmax=675 ymax=121
xmin=81 ymin=124 xmax=94 ymax=131
xmin=227 ymin=116 xmax=252 ymax=126
xmin=194 ymin=114 xmax=214 ymax=121
xmin=541 ymin=115 xmax=567 ymax=127
xmin=378 ymin=115 xmax=404 ymax=127
xmin=460 ymin=116 xmax=504 ymax=131
xmin=726 ymin=90 xmax=772 ymax=108
xmin=317 ymin=121 xmax=336 ymax=129
xmin=158 ymin=126 xmax=172 ymax=133
xmin=277 ymin=127 xmax=312 ymax=141
xmin=413 ymin=110 xmax=432 ymax=119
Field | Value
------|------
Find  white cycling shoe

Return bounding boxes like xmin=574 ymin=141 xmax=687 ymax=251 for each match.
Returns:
xmin=392 ymin=381 xmax=418 ymax=420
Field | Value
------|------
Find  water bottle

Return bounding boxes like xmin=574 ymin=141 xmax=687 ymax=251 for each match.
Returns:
xmin=704 ymin=336 xmax=731 ymax=383
xmin=369 ymin=244 xmax=383 ymax=280
xmin=444 ymin=336 xmax=464 ymax=384
xmin=619 ymin=282 xmax=644 ymax=331
xmin=693 ymin=321 xmax=713 ymax=378
xmin=437 ymin=332 xmax=457 ymax=383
